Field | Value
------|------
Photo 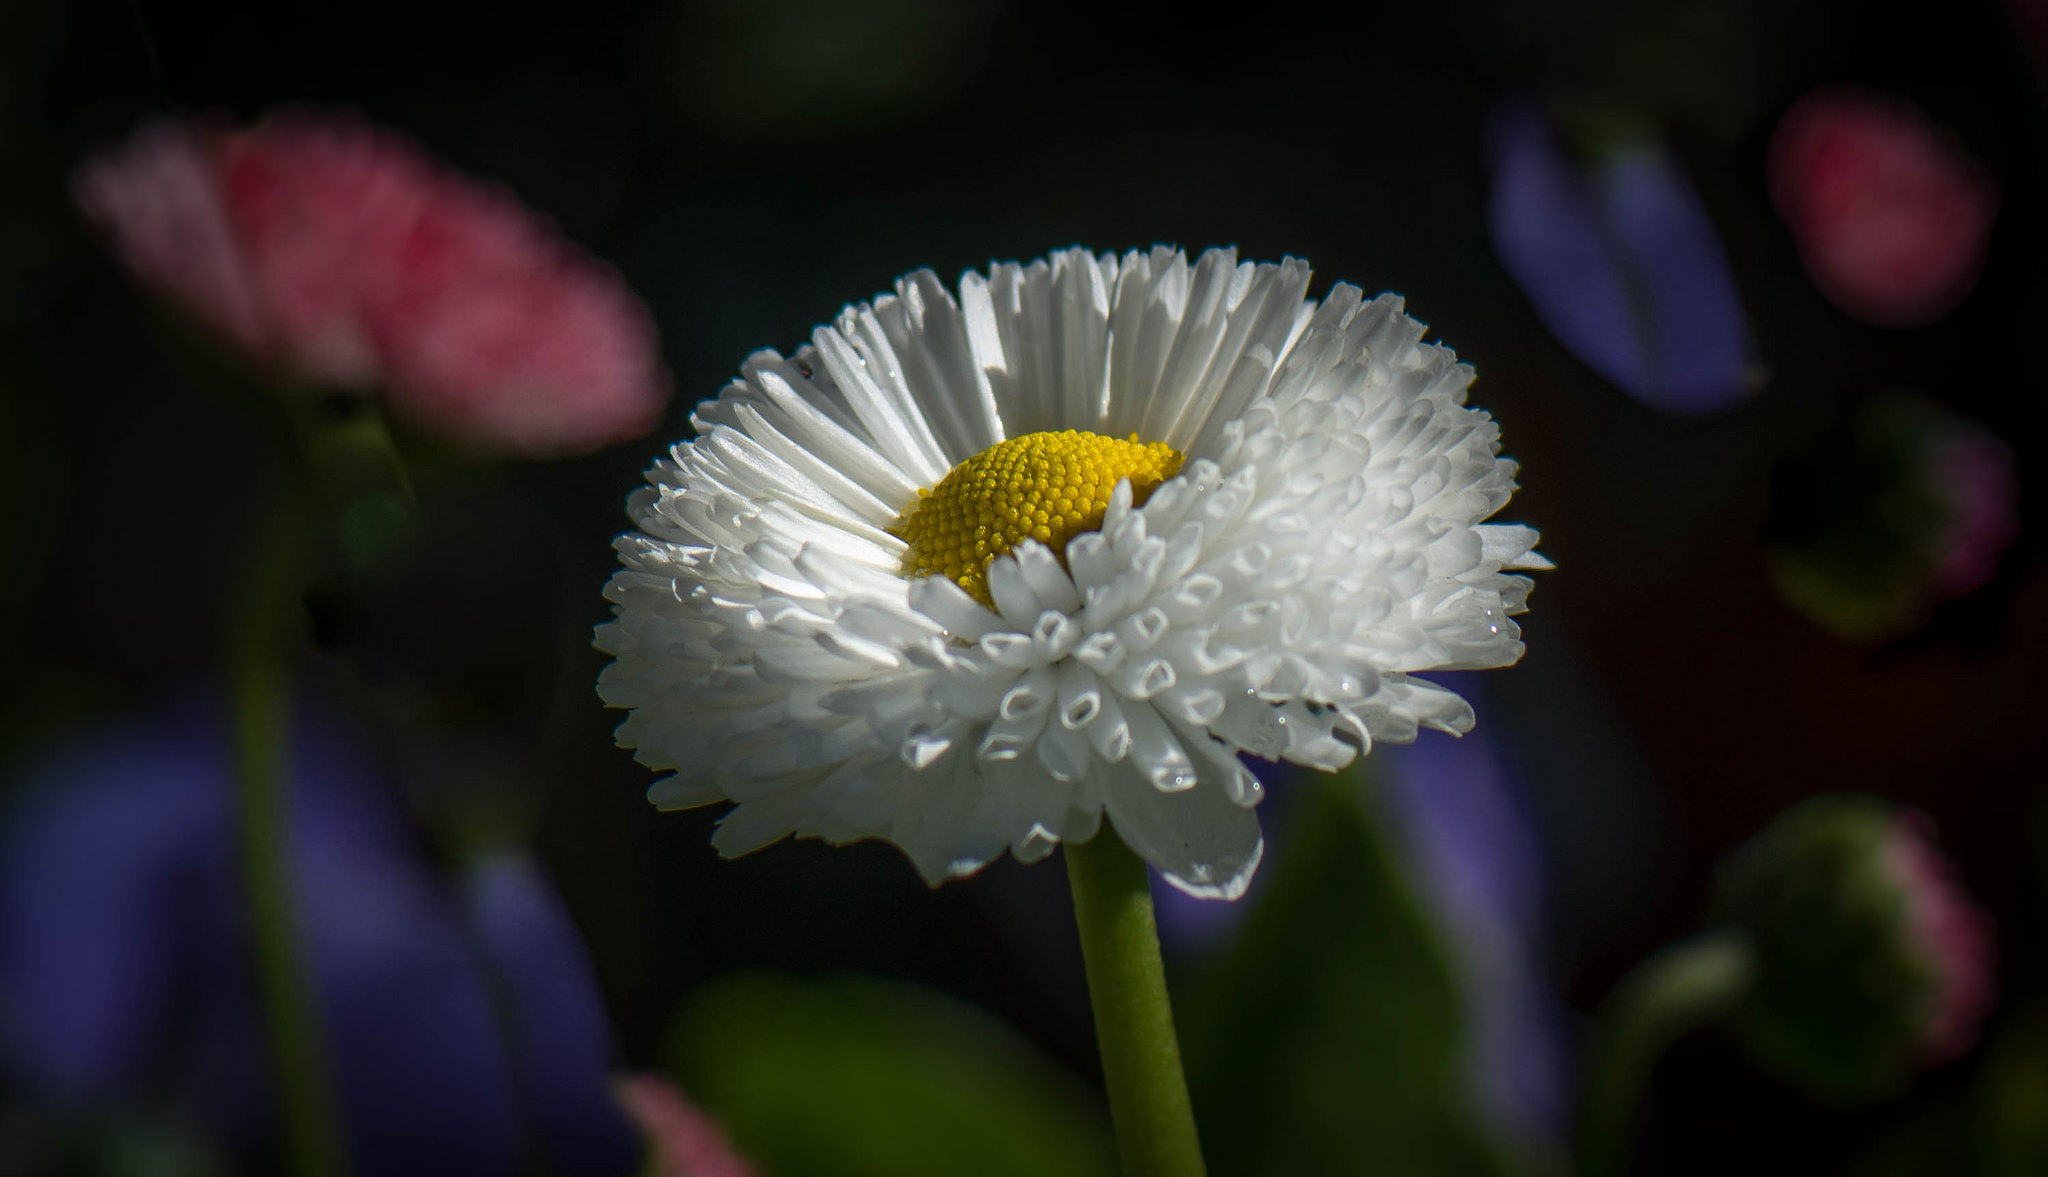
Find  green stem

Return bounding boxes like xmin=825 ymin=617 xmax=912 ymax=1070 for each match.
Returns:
xmin=231 ymin=493 xmax=347 ymax=1177
xmin=1580 ymin=930 xmax=1755 ymax=1177
xmin=1065 ymin=826 xmax=1207 ymax=1177
xmin=291 ymin=405 xmax=417 ymax=582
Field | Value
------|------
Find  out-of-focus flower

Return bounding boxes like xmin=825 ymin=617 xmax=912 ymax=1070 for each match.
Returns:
xmin=596 ymin=246 xmax=1545 ymax=899
xmin=75 ymin=112 xmax=669 ymax=457
xmin=463 ymin=852 xmax=642 ymax=1171
xmin=1153 ymin=690 xmax=1570 ymax=1153
xmin=1765 ymin=390 xmax=2018 ymax=643
xmin=1715 ymin=794 xmax=1995 ymax=1100
xmin=616 ymin=1074 xmax=758 ymax=1177
xmin=1769 ymin=87 xmax=1999 ymax=328
xmin=1372 ymin=678 xmax=1567 ymax=1150
xmin=1152 ymin=691 xmax=1566 ymax=1165
xmin=0 ymin=695 xmax=639 ymax=1175
xmin=1487 ymin=102 xmax=1753 ymax=413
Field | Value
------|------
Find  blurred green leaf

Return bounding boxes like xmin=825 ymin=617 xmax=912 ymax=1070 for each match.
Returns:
xmin=663 ymin=972 xmax=1117 ymax=1177
xmin=1182 ymin=768 xmax=1514 ymax=1177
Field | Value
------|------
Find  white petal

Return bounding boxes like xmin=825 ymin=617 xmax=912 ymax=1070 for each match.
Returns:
xmin=1097 ymin=760 xmax=1265 ymax=900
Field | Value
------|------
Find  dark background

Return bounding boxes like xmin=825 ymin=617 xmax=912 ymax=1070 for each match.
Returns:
xmin=4 ymin=0 xmax=2045 ymax=1172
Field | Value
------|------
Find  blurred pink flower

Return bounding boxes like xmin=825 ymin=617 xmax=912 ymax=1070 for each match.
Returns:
xmin=1768 ymin=87 xmax=1999 ymax=328
xmin=615 ymin=1075 xmax=756 ymax=1177
xmin=76 ymin=111 xmax=669 ymax=457
xmin=1884 ymin=815 xmax=1996 ymax=1062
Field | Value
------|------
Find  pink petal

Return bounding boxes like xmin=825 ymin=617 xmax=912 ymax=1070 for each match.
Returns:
xmin=218 ymin=113 xmax=427 ymax=389
xmin=73 ymin=119 xmax=271 ymax=359
xmin=359 ymin=162 xmax=668 ymax=456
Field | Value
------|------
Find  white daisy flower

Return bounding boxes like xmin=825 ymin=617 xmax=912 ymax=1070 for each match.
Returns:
xmin=596 ymin=247 xmax=1547 ymax=899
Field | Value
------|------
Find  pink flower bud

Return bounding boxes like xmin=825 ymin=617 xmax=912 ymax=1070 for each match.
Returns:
xmin=1717 ymin=795 xmax=1997 ymax=1100
xmin=76 ymin=111 xmax=670 ymax=457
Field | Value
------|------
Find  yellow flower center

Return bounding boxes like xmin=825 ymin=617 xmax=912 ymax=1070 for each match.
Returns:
xmin=893 ymin=430 xmax=1185 ymax=606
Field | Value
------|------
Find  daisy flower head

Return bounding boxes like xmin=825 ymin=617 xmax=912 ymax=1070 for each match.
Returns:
xmin=596 ymin=247 xmax=1546 ymax=898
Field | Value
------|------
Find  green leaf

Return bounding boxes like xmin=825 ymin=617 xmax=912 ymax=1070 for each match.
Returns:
xmin=663 ymin=972 xmax=1118 ymax=1177
xmin=1181 ymin=767 xmax=1516 ymax=1177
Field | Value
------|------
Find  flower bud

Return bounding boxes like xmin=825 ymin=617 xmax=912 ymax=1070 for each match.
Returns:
xmin=1764 ymin=390 xmax=2017 ymax=644
xmin=1714 ymin=795 xmax=1994 ymax=1101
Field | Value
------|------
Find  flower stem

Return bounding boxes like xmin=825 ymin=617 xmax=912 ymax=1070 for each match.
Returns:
xmin=1065 ymin=826 xmax=1207 ymax=1177
xmin=231 ymin=492 xmax=347 ymax=1177
xmin=289 ymin=402 xmax=417 ymax=582
xmin=1579 ymin=930 xmax=1754 ymax=1177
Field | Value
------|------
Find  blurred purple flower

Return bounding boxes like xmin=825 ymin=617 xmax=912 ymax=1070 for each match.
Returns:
xmin=1487 ymin=102 xmax=1753 ymax=413
xmin=1372 ymin=678 xmax=1569 ymax=1148
xmin=463 ymin=852 xmax=641 ymax=1171
xmin=1148 ymin=690 xmax=1568 ymax=1148
xmin=0 ymin=694 xmax=638 ymax=1175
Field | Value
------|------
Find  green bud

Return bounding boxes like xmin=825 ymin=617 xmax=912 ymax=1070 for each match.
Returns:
xmin=1714 ymin=795 xmax=1993 ymax=1102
